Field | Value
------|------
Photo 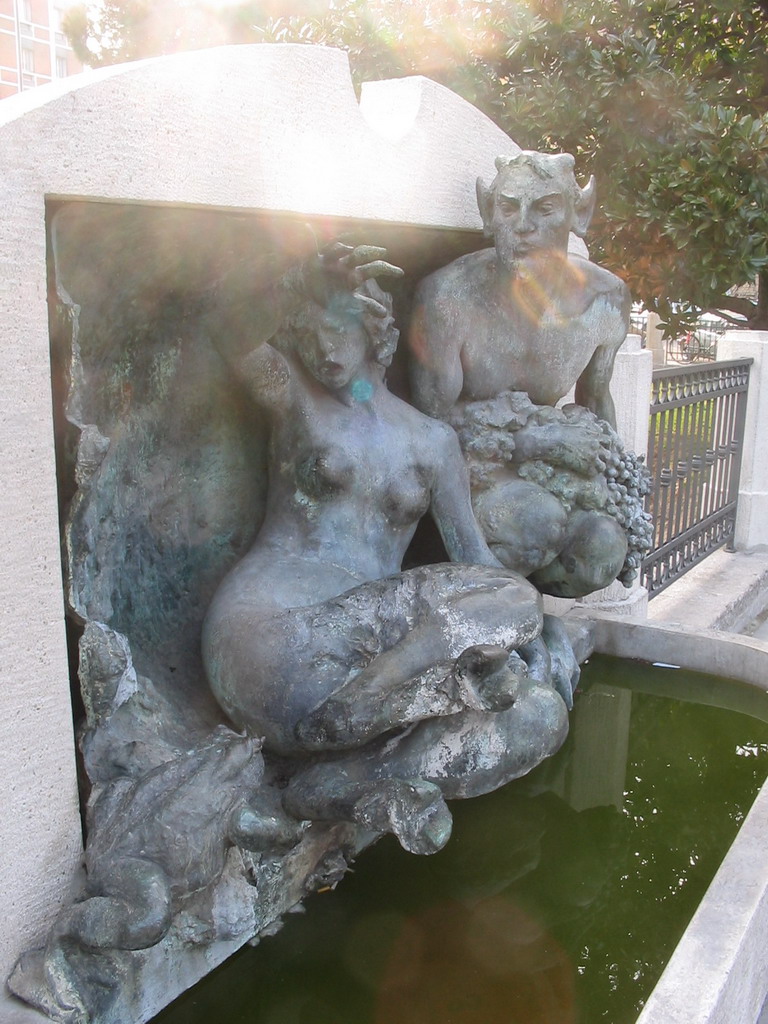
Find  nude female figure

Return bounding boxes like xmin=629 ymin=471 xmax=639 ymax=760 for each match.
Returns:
xmin=202 ymin=247 xmax=572 ymax=856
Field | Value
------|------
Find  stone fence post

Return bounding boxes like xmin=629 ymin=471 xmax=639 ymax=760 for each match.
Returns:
xmin=611 ymin=332 xmax=655 ymax=457
xmin=644 ymin=312 xmax=667 ymax=368
xmin=718 ymin=330 xmax=768 ymax=550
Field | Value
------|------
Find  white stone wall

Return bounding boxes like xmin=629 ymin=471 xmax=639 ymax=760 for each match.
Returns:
xmin=0 ymin=43 xmax=523 ymax=1013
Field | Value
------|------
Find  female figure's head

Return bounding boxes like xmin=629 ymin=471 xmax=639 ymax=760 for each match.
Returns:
xmin=275 ymin=279 xmax=399 ymax=393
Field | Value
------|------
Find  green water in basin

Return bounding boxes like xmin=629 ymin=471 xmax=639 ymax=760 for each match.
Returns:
xmin=155 ymin=655 xmax=768 ymax=1024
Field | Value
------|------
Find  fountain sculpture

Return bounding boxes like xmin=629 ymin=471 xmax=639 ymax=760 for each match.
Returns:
xmin=8 ymin=152 xmax=650 ymax=1024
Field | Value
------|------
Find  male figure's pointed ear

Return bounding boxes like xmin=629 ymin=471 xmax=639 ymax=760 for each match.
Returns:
xmin=476 ymin=177 xmax=494 ymax=238
xmin=572 ymin=175 xmax=597 ymax=237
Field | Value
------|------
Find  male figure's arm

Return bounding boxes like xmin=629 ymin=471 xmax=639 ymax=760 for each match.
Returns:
xmin=574 ymin=276 xmax=630 ymax=428
xmin=574 ymin=342 xmax=619 ymax=428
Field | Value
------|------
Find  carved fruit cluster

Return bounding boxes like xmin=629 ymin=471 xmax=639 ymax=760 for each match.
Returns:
xmin=600 ymin=428 xmax=654 ymax=586
xmin=454 ymin=393 xmax=654 ymax=588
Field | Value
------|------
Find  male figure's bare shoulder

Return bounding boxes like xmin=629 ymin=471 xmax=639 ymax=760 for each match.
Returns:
xmin=417 ymin=248 xmax=625 ymax=302
xmin=571 ymin=254 xmax=629 ymax=302
xmin=408 ymin=249 xmax=499 ymax=415
xmin=559 ymin=254 xmax=630 ymax=330
xmin=413 ymin=247 xmax=627 ymax=338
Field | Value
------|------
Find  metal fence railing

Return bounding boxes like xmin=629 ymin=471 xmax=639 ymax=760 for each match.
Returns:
xmin=629 ymin=311 xmax=648 ymax=345
xmin=642 ymin=359 xmax=752 ymax=597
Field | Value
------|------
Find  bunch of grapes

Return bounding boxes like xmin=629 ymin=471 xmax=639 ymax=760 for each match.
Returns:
xmin=600 ymin=433 xmax=653 ymax=586
xmin=454 ymin=393 xmax=654 ymax=588
xmin=513 ymin=410 xmax=654 ymax=588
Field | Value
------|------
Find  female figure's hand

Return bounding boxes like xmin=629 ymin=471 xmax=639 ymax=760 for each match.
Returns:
xmin=303 ymin=241 xmax=404 ymax=305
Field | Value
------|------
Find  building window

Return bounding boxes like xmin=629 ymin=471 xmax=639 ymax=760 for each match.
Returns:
xmin=21 ymin=47 xmax=34 ymax=73
xmin=55 ymin=55 xmax=67 ymax=78
xmin=53 ymin=8 xmax=70 ymax=46
xmin=22 ymin=0 xmax=33 ymax=21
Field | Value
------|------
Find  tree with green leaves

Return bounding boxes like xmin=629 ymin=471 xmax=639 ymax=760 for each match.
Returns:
xmin=472 ymin=0 xmax=768 ymax=332
xmin=64 ymin=0 xmax=768 ymax=331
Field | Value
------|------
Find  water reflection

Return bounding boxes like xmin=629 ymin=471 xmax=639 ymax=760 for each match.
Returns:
xmin=373 ymin=897 xmax=575 ymax=1024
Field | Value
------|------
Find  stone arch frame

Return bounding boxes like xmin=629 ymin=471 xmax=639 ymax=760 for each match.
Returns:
xmin=0 ymin=43 xmax=522 ymax=1018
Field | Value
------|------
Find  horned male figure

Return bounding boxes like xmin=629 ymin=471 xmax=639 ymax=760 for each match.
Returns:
xmin=408 ymin=152 xmax=649 ymax=597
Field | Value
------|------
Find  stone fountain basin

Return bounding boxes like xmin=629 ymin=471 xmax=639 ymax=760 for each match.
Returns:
xmin=571 ymin=611 xmax=768 ymax=1024
xmin=143 ymin=611 xmax=768 ymax=1024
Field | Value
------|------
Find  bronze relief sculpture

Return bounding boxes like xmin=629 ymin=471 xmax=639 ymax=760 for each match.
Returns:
xmin=10 ymin=153 xmax=650 ymax=1024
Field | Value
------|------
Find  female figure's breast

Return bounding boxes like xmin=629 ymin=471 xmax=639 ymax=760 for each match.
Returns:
xmin=381 ymin=466 xmax=432 ymax=526
xmin=294 ymin=446 xmax=355 ymax=499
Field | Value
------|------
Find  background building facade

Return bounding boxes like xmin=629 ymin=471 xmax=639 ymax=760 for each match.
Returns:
xmin=1 ymin=0 xmax=83 ymax=100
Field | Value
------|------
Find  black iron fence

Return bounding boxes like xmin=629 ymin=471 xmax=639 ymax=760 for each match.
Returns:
xmin=642 ymin=359 xmax=752 ymax=597
xmin=629 ymin=310 xmax=648 ymax=345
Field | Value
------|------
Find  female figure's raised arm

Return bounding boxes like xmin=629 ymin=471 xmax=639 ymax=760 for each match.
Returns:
xmin=428 ymin=422 xmax=503 ymax=568
xmin=201 ymin=258 xmax=306 ymax=410
xmin=204 ymin=243 xmax=402 ymax=408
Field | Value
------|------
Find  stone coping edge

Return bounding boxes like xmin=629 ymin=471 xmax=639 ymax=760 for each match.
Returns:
xmin=646 ymin=548 xmax=768 ymax=637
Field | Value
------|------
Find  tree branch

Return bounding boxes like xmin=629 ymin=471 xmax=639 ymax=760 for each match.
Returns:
xmin=708 ymin=308 xmax=750 ymax=326
xmin=710 ymin=295 xmax=756 ymax=319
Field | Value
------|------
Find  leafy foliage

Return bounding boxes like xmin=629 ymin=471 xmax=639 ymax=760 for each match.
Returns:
xmin=63 ymin=0 xmax=768 ymax=331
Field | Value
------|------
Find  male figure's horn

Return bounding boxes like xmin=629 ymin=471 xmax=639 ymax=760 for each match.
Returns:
xmin=573 ymin=175 xmax=597 ymax=238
